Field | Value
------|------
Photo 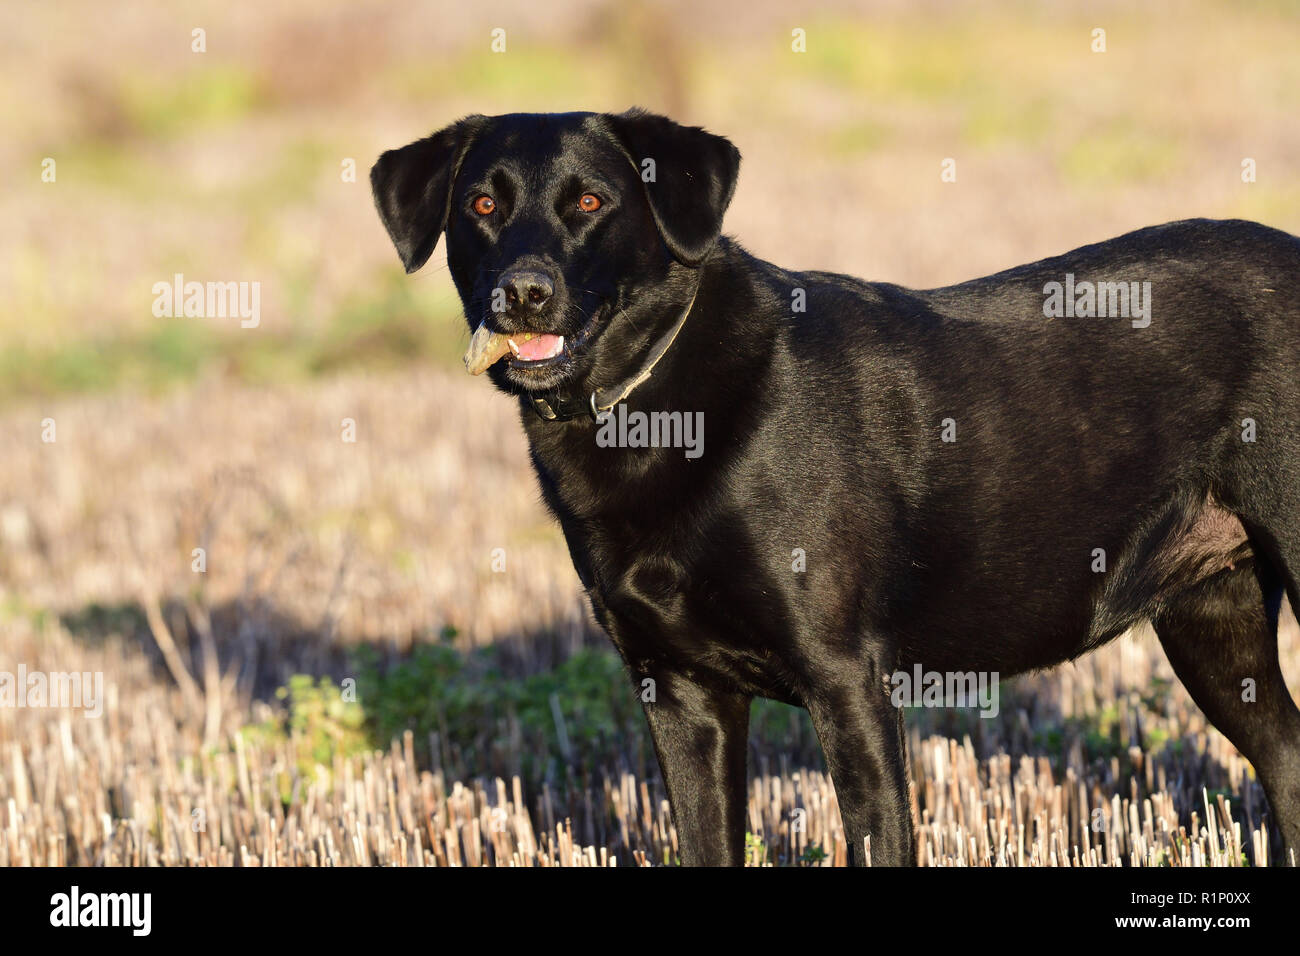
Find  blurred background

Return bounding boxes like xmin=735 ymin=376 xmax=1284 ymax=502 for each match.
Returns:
xmin=1 ymin=0 xmax=1298 ymax=866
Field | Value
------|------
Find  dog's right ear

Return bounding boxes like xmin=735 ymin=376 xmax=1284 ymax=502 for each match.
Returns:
xmin=370 ymin=116 xmax=487 ymax=273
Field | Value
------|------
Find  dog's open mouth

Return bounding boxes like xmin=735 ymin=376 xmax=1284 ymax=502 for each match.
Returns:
xmin=463 ymin=300 xmax=610 ymax=378
xmin=463 ymin=326 xmax=566 ymax=374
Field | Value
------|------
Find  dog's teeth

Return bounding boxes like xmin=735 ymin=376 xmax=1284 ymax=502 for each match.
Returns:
xmin=508 ymin=338 xmax=520 ymax=357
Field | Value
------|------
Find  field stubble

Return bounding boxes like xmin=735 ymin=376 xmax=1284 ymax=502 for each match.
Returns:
xmin=1 ymin=370 xmax=1294 ymax=866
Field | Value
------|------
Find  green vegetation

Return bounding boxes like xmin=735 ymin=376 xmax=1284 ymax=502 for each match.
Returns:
xmin=0 ymin=269 xmax=465 ymax=403
xmin=243 ymin=675 xmax=369 ymax=778
xmin=354 ymin=641 xmax=643 ymax=781
xmin=1058 ymin=124 xmax=1183 ymax=188
xmin=245 ymin=638 xmax=822 ymax=787
xmin=117 ymin=65 xmax=267 ymax=138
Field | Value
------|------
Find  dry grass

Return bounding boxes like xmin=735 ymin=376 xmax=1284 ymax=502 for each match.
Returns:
xmin=2 ymin=370 xmax=1296 ymax=866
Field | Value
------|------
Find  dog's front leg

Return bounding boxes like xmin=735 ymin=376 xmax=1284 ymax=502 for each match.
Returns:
xmin=806 ymin=665 xmax=915 ymax=866
xmin=639 ymin=673 xmax=751 ymax=866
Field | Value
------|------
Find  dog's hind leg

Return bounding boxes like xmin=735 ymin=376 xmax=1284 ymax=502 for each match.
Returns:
xmin=1153 ymin=560 xmax=1300 ymax=864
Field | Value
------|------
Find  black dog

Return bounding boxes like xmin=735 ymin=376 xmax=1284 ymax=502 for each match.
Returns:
xmin=372 ymin=109 xmax=1300 ymax=866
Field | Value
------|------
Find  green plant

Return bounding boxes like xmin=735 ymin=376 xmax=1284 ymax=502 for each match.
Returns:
xmin=243 ymin=675 xmax=368 ymax=777
xmin=799 ymin=842 xmax=828 ymax=866
xmin=352 ymin=643 xmax=645 ymax=782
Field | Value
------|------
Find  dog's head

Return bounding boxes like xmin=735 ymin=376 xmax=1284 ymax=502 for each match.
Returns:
xmin=370 ymin=110 xmax=740 ymax=393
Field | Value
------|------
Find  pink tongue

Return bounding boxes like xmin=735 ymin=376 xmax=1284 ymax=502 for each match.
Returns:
xmin=516 ymin=334 xmax=562 ymax=361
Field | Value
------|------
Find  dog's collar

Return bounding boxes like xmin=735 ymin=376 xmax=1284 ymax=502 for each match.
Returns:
xmin=528 ymin=286 xmax=700 ymax=423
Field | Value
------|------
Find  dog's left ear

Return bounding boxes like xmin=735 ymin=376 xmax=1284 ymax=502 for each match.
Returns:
xmin=604 ymin=109 xmax=741 ymax=266
xmin=370 ymin=115 xmax=488 ymax=273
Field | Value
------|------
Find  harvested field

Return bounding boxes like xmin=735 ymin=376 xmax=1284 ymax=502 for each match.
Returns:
xmin=2 ymin=372 xmax=1295 ymax=866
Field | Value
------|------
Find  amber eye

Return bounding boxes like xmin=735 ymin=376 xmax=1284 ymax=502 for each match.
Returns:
xmin=473 ymin=195 xmax=496 ymax=216
xmin=578 ymin=193 xmax=602 ymax=212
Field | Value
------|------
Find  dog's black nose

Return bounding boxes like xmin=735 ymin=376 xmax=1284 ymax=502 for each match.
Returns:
xmin=497 ymin=271 xmax=554 ymax=314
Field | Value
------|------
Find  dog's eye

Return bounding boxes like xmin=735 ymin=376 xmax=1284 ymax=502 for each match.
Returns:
xmin=473 ymin=195 xmax=496 ymax=216
xmin=578 ymin=193 xmax=602 ymax=212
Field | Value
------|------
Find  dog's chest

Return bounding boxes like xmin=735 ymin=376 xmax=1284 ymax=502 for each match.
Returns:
xmin=572 ymin=521 xmax=801 ymax=700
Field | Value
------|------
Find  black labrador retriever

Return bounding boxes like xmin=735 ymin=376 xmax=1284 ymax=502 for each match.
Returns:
xmin=371 ymin=109 xmax=1300 ymax=866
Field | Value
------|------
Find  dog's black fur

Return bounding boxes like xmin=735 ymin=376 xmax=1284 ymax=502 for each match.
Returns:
xmin=372 ymin=110 xmax=1300 ymax=866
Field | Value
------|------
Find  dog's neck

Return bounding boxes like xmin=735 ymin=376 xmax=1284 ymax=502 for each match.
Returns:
xmin=519 ymin=239 xmax=779 ymax=512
